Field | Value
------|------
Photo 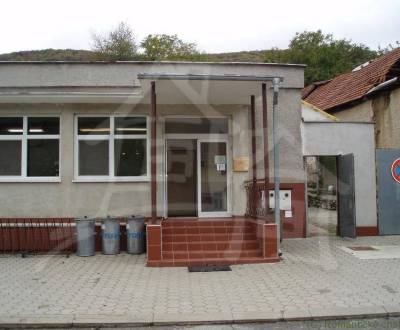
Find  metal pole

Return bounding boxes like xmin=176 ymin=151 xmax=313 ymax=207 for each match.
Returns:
xmin=272 ymin=77 xmax=281 ymax=252
xmin=150 ymin=81 xmax=157 ymax=221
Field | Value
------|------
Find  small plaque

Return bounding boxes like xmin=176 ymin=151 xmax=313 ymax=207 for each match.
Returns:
xmin=233 ymin=156 xmax=249 ymax=172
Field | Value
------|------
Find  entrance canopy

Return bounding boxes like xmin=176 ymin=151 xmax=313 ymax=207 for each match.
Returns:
xmin=0 ymin=72 xmax=283 ymax=105
xmin=138 ymin=73 xmax=283 ymax=105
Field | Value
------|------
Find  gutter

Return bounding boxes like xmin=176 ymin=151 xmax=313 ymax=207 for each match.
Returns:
xmin=137 ymin=73 xmax=284 ymax=82
xmin=365 ymin=77 xmax=399 ymax=96
xmin=301 ymin=100 xmax=339 ymax=122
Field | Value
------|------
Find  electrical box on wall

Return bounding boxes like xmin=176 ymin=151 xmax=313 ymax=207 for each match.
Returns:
xmin=269 ymin=190 xmax=292 ymax=211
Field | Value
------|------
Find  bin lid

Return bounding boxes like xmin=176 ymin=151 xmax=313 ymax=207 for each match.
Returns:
xmin=103 ymin=215 xmax=119 ymax=221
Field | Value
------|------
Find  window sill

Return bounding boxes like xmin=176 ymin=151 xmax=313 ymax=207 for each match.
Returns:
xmin=73 ymin=176 xmax=150 ymax=183
xmin=0 ymin=177 xmax=61 ymax=183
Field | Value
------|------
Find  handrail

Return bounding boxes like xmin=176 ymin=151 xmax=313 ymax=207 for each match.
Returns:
xmin=244 ymin=181 xmax=274 ymax=222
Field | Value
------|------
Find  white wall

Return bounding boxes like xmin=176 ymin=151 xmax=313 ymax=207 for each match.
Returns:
xmin=301 ymin=122 xmax=377 ymax=227
xmin=301 ymin=103 xmax=334 ymax=122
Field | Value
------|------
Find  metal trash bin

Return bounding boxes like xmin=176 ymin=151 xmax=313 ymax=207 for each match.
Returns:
xmin=101 ymin=216 xmax=120 ymax=255
xmin=126 ymin=215 xmax=146 ymax=254
xmin=75 ymin=216 xmax=96 ymax=257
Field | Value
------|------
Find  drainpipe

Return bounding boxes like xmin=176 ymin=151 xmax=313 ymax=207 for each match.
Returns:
xmin=272 ymin=77 xmax=281 ymax=253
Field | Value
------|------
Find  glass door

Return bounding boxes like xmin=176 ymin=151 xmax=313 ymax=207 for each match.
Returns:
xmin=166 ymin=139 xmax=198 ymax=217
xmin=198 ymin=139 xmax=230 ymax=217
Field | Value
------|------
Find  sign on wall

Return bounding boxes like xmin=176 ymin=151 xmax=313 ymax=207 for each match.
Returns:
xmin=391 ymin=158 xmax=400 ymax=184
xmin=233 ymin=156 xmax=249 ymax=172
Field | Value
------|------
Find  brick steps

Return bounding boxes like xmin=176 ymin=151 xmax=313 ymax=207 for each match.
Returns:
xmin=146 ymin=217 xmax=279 ymax=267
xmin=158 ymin=219 xmax=269 ymax=266
xmin=163 ymin=240 xmax=261 ymax=251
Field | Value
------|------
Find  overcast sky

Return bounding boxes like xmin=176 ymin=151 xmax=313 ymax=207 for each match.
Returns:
xmin=1 ymin=0 xmax=399 ymax=54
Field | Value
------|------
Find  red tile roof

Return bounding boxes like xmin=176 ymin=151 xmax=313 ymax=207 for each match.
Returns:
xmin=302 ymin=48 xmax=400 ymax=111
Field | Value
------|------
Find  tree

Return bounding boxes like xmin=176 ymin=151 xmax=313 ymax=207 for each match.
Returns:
xmin=264 ymin=30 xmax=378 ymax=85
xmin=91 ymin=22 xmax=138 ymax=61
xmin=140 ymin=34 xmax=199 ymax=61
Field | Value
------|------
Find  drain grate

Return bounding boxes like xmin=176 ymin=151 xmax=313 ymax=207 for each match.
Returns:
xmin=348 ymin=246 xmax=377 ymax=251
xmin=188 ymin=265 xmax=232 ymax=272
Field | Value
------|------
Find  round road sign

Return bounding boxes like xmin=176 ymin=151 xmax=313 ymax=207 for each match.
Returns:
xmin=391 ymin=158 xmax=400 ymax=184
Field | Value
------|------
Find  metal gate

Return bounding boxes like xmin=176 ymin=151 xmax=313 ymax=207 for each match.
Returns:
xmin=376 ymin=149 xmax=400 ymax=235
xmin=337 ymin=153 xmax=356 ymax=238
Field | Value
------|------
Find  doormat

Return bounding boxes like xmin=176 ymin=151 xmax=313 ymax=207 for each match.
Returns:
xmin=188 ymin=265 xmax=232 ymax=272
xmin=348 ymin=246 xmax=377 ymax=251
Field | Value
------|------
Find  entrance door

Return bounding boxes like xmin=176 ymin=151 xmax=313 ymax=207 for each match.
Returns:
xmin=198 ymin=140 xmax=229 ymax=217
xmin=337 ymin=153 xmax=356 ymax=238
xmin=166 ymin=139 xmax=197 ymax=217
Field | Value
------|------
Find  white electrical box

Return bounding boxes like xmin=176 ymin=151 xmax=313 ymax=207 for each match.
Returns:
xmin=269 ymin=190 xmax=292 ymax=211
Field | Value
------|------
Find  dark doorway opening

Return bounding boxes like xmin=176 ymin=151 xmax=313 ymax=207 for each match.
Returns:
xmin=305 ymin=154 xmax=356 ymax=238
xmin=166 ymin=139 xmax=197 ymax=217
xmin=305 ymin=156 xmax=338 ymax=237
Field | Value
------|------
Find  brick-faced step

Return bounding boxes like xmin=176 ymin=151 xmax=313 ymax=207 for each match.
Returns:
xmin=162 ymin=220 xmax=248 ymax=227
xmin=162 ymin=226 xmax=255 ymax=235
xmin=162 ymin=240 xmax=260 ymax=252
xmin=162 ymin=249 xmax=263 ymax=260
xmin=162 ymin=233 xmax=257 ymax=243
xmin=148 ymin=257 xmax=280 ymax=267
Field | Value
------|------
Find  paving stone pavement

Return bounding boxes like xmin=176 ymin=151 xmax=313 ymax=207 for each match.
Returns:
xmin=1 ymin=236 xmax=400 ymax=325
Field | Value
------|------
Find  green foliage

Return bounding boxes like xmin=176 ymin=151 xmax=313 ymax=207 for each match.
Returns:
xmin=319 ymin=156 xmax=336 ymax=174
xmin=0 ymin=49 xmax=94 ymax=61
xmin=263 ymin=30 xmax=378 ymax=85
xmin=91 ymin=22 xmax=138 ymax=61
xmin=140 ymin=34 xmax=200 ymax=61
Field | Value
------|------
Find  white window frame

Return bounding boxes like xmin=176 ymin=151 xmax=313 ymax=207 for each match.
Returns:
xmin=74 ymin=115 xmax=150 ymax=182
xmin=0 ymin=116 xmax=61 ymax=183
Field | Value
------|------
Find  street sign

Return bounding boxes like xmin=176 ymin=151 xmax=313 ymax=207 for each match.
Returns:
xmin=391 ymin=158 xmax=400 ymax=184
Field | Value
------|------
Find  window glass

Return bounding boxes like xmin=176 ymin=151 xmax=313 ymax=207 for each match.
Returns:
xmin=79 ymin=140 xmax=109 ymax=176
xmin=0 ymin=117 xmax=23 ymax=135
xmin=27 ymin=140 xmax=59 ymax=177
xmin=165 ymin=118 xmax=228 ymax=134
xmin=114 ymin=139 xmax=147 ymax=176
xmin=114 ymin=117 xmax=147 ymax=135
xmin=28 ymin=117 xmax=60 ymax=135
xmin=78 ymin=117 xmax=110 ymax=135
xmin=0 ymin=141 xmax=22 ymax=175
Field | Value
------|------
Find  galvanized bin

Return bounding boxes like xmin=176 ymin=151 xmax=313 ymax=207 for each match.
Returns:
xmin=126 ymin=215 xmax=146 ymax=254
xmin=75 ymin=216 xmax=96 ymax=257
xmin=101 ymin=216 xmax=120 ymax=255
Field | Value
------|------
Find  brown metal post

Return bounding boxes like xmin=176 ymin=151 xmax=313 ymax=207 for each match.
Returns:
xmin=250 ymin=95 xmax=257 ymax=182
xmin=250 ymin=94 xmax=258 ymax=218
xmin=150 ymin=81 xmax=157 ymax=220
xmin=262 ymin=83 xmax=269 ymax=184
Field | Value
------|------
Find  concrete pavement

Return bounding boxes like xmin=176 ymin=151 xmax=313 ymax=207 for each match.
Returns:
xmin=1 ymin=236 xmax=400 ymax=327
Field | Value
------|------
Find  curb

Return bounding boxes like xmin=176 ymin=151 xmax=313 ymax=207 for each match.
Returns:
xmin=0 ymin=306 xmax=398 ymax=328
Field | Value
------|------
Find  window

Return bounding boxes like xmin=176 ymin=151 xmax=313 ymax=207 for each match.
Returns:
xmin=0 ymin=116 xmax=60 ymax=181
xmin=165 ymin=117 xmax=228 ymax=134
xmin=75 ymin=116 xmax=148 ymax=181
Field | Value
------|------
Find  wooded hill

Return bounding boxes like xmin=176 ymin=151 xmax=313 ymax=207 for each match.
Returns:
xmin=0 ymin=48 xmax=268 ymax=62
